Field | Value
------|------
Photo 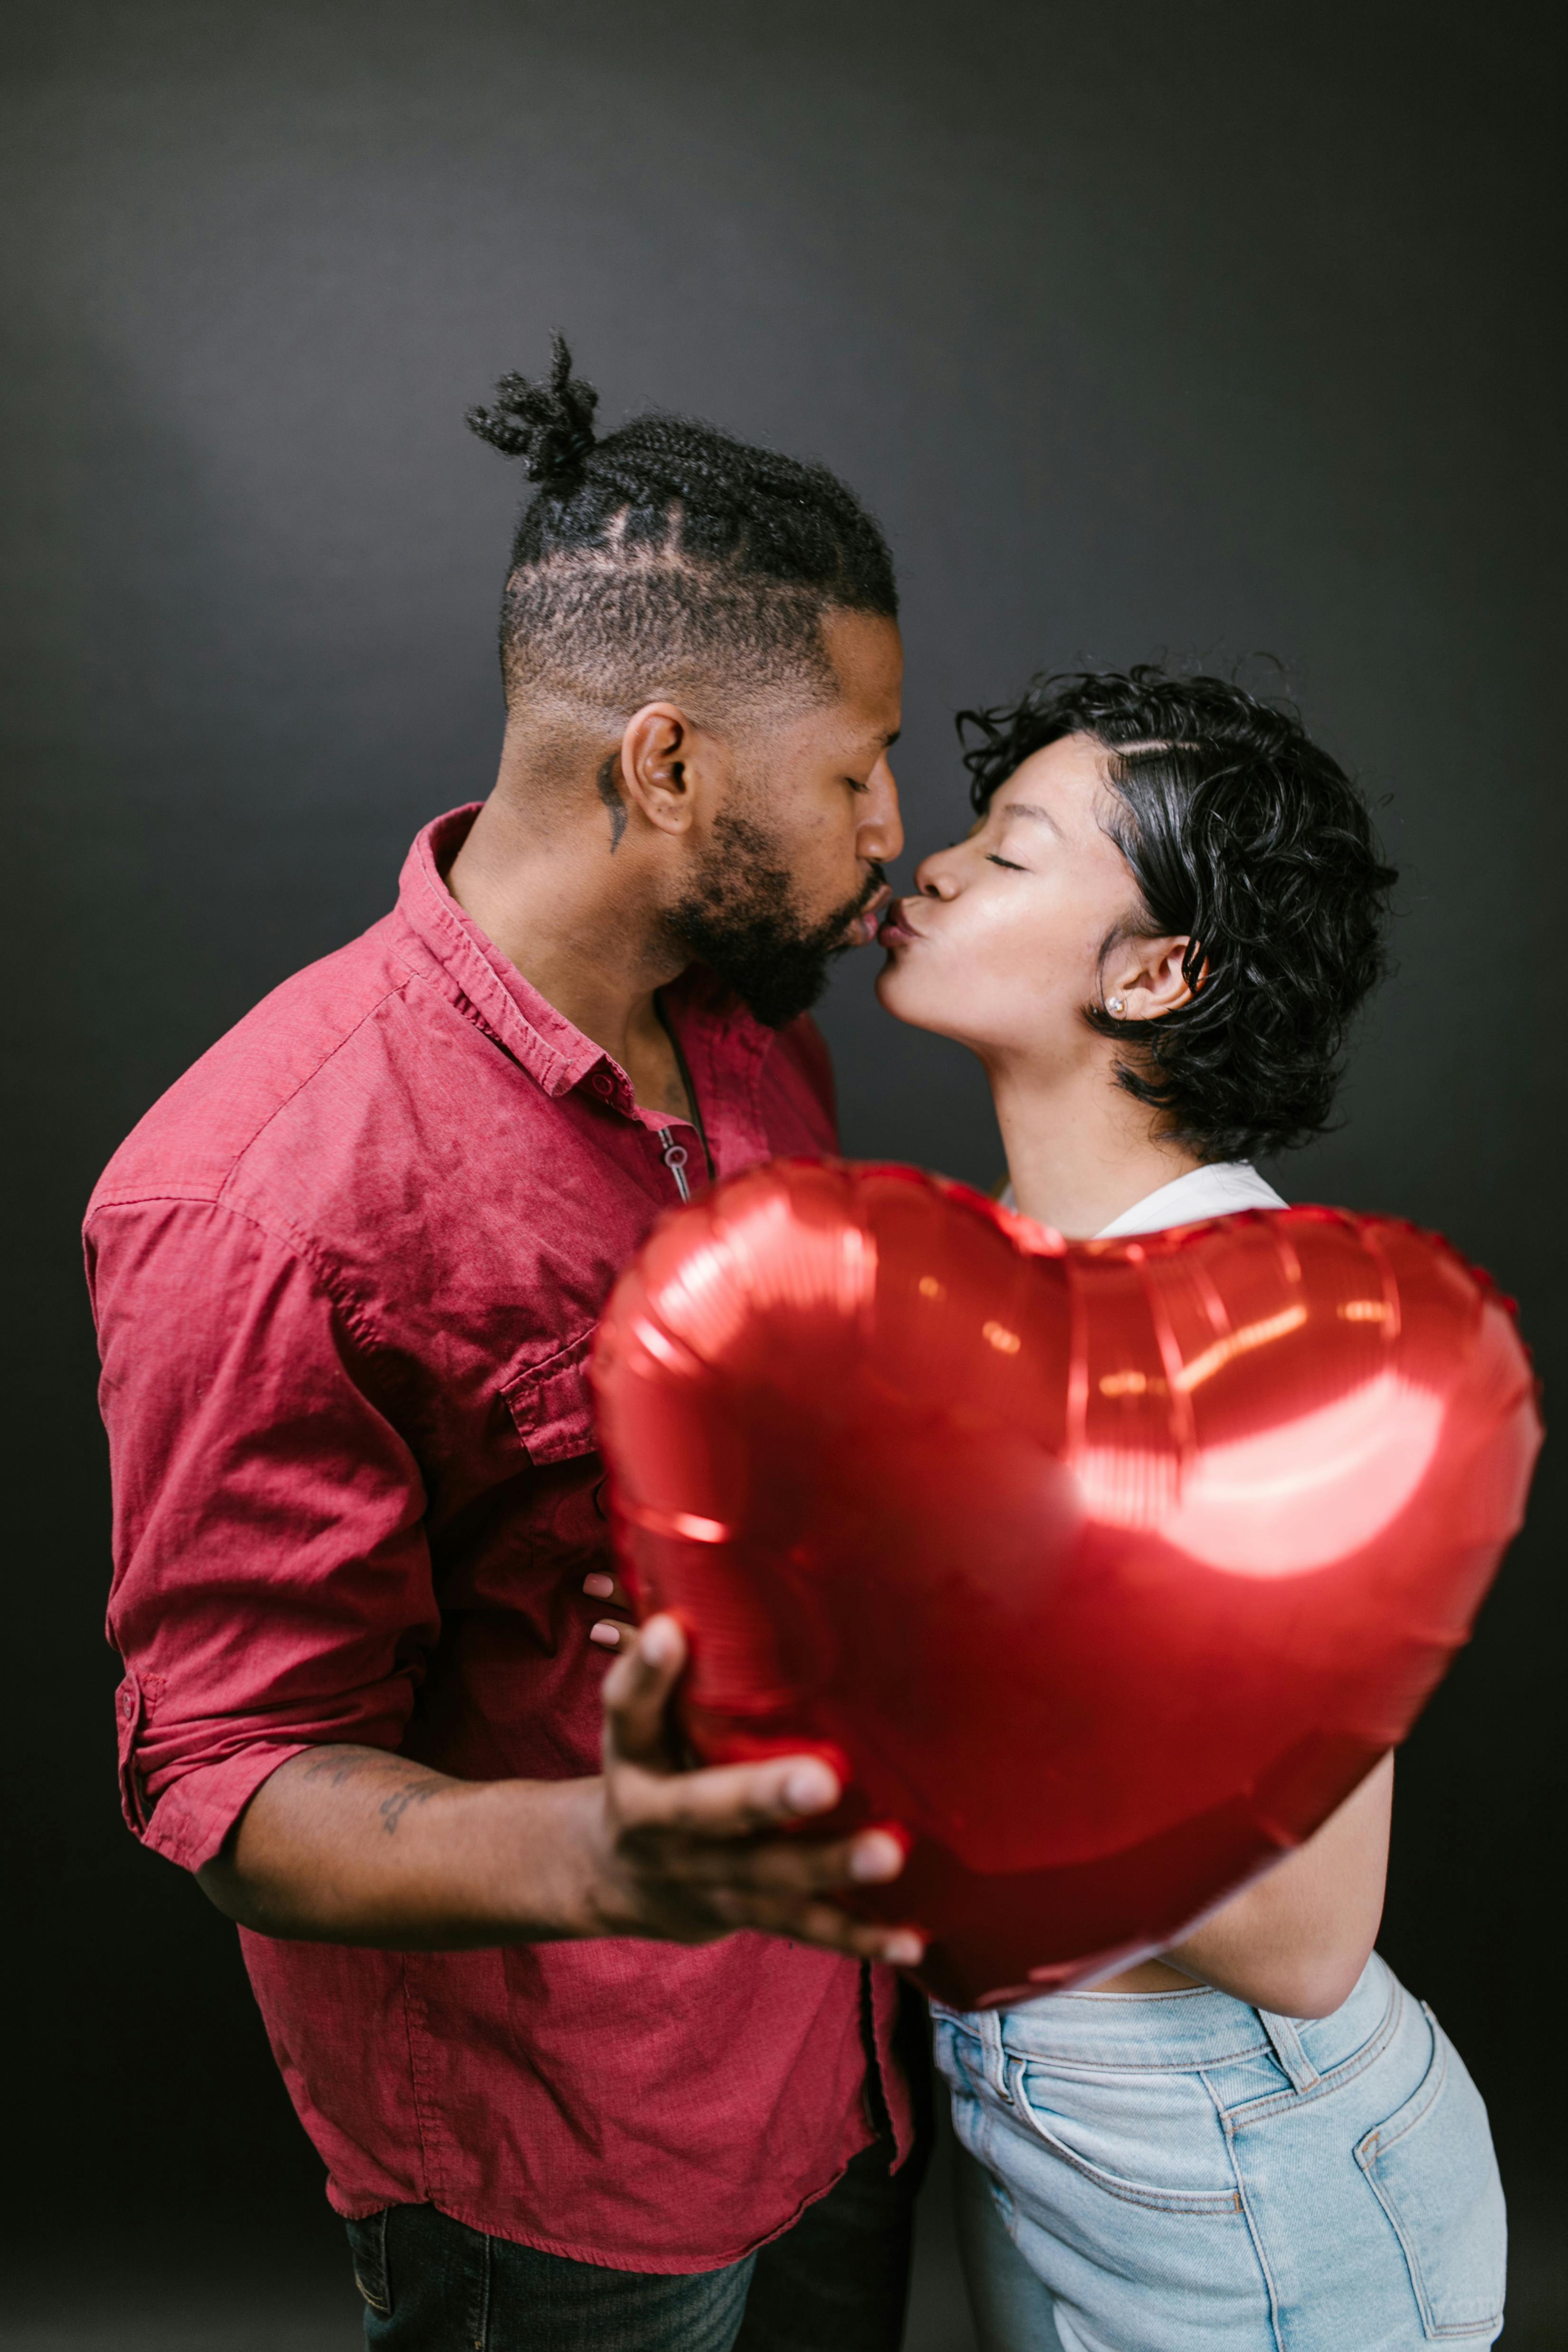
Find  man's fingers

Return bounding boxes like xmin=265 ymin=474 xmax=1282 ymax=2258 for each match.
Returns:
xmin=662 ymin=1825 xmax=906 ymax=1896
xmin=600 ymin=1615 xmax=688 ymax=1767
xmin=600 ymin=1629 xmax=848 ymax=1835
xmin=621 ymin=1748 xmax=845 ymax=1837
xmin=706 ymin=1888 xmax=925 ymax=1968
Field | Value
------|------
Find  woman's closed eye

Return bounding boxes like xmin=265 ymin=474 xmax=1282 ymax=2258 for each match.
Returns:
xmin=987 ymin=852 xmax=1028 ymax=871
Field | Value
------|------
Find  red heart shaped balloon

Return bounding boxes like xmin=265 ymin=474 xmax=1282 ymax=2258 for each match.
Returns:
xmin=593 ymin=1161 xmax=1540 ymax=2008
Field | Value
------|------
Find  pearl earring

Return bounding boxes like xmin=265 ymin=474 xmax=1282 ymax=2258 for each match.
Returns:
xmin=1107 ymin=995 xmax=1126 ymax=1015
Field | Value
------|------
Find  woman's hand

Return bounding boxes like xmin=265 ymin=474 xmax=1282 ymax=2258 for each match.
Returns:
xmin=583 ymin=1568 xmax=634 ymax=1649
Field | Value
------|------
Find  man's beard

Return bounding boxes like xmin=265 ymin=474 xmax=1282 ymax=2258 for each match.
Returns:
xmin=670 ymin=807 xmax=885 ymax=1030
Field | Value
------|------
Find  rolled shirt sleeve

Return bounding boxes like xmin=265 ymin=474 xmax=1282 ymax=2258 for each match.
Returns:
xmin=87 ymin=1195 xmax=438 ymax=1873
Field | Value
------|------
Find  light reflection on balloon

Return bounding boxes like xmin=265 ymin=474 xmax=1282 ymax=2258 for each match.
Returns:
xmin=593 ymin=1161 xmax=1541 ymax=2009
xmin=1115 ymin=1377 xmax=1446 ymax=1574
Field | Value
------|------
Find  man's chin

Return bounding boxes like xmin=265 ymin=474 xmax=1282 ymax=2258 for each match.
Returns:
xmin=739 ymin=971 xmax=833 ymax=1029
xmin=676 ymin=887 xmax=878 ymax=1028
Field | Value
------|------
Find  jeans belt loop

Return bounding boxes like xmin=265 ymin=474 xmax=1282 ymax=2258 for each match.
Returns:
xmin=1257 ymin=2007 xmax=1320 ymax=2093
xmin=977 ymin=2008 xmax=1013 ymax=2103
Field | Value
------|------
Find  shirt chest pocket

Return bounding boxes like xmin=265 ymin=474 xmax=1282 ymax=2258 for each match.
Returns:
xmin=499 ymin=1328 xmax=599 ymax=1466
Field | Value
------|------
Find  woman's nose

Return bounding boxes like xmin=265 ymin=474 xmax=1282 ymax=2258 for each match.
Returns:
xmin=914 ymin=847 xmax=960 ymax=899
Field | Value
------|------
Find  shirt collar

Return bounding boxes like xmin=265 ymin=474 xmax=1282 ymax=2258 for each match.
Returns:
xmin=1094 ymin=1161 xmax=1288 ymax=1239
xmin=396 ymin=804 xmax=774 ymax=1107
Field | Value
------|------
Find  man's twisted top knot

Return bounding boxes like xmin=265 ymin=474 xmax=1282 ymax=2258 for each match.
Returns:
xmin=467 ymin=333 xmax=600 ymax=487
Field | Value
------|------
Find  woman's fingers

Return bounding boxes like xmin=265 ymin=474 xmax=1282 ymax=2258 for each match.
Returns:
xmin=600 ymin=1615 xmax=688 ymax=1767
xmin=584 ymin=1570 xmax=634 ymax=1645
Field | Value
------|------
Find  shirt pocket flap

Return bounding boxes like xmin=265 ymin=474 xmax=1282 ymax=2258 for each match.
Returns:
xmin=501 ymin=1329 xmax=598 ymax=1465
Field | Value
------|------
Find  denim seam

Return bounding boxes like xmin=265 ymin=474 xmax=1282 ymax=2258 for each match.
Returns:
xmin=349 ymin=2209 xmax=392 ymax=2317
xmin=1354 ymin=2013 xmax=1504 ymax=2341
xmin=1010 ymin=2066 xmax=1242 ymax=2215
xmin=468 ymin=2225 xmax=491 ymax=2352
xmin=1257 ymin=2009 xmax=1319 ymax=2092
xmin=1212 ymin=2084 xmax=1287 ymax=2352
xmin=1222 ymin=1978 xmax=1403 ymax=2130
xmin=992 ymin=2038 xmax=1272 ymax=2078
xmin=955 ymin=2017 xmax=1274 ymax=2075
xmin=981 ymin=2011 xmax=1013 ymax=2103
xmin=1357 ymin=2003 xmax=1446 ymax=2161
xmin=1356 ymin=2035 xmax=1448 ymax=2340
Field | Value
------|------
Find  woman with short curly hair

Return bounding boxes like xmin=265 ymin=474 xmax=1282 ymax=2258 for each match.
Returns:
xmin=876 ymin=668 xmax=1507 ymax=2352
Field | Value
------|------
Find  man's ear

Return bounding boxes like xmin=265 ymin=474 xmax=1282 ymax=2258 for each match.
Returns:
xmin=617 ymin=702 xmax=712 ymax=837
xmin=1109 ymin=934 xmax=1199 ymax=1020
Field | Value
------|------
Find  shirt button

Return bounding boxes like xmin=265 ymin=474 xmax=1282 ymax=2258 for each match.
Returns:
xmin=592 ymin=1073 xmax=614 ymax=1098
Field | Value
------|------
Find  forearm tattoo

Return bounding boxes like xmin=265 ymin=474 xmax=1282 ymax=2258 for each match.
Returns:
xmin=298 ymin=1744 xmax=451 ymax=1833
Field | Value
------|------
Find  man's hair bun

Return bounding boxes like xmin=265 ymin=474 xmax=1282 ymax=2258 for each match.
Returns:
xmin=466 ymin=333 xmax=600 ymax=485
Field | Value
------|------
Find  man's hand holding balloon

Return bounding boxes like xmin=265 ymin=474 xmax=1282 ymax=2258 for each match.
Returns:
xmin=589 ymin=1612 xmax=922 ymax=1962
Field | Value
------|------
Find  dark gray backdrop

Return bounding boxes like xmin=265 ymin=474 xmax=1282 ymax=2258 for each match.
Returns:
xmin=3 ymin=3 xmax=1562 ymax=2343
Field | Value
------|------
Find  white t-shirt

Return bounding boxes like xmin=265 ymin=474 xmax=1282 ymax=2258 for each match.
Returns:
xmin=999 ymin=1160 xmax=1286 ymax=1235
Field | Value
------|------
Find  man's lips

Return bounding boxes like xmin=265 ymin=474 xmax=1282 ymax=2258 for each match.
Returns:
xmin=847 ymin=882 xmax=892 ymax=946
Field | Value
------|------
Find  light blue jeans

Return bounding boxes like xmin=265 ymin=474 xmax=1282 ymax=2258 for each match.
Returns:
xmin=933 ymin=1956 xmax=1506 ymax=2351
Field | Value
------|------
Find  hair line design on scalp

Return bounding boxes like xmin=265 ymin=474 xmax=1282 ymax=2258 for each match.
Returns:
xmin=468 ymin=336 xmax=898 ymax=753
xmin=957 ymin=666 xmax=1397 ymax=1162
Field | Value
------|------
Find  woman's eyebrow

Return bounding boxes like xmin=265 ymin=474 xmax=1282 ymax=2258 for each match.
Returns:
xmin=999 ymin=801 xmax=1061 ymax=836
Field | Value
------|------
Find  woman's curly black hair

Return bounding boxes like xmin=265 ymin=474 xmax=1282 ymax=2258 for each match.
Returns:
xmin=958 ymin=667 xmax=1397 ymax=1162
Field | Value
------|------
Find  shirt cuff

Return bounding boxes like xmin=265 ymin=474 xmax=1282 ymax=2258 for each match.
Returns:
xmin=139 ymin=1742 xmax=314 ymax=1874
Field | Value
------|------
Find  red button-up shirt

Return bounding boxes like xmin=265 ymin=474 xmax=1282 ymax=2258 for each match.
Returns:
xmin=85 ymin=806 xmax=913 ymax=2272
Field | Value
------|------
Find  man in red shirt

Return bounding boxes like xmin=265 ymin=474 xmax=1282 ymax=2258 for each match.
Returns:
xmin=86 ymin=343 xmax=928 ymax=2349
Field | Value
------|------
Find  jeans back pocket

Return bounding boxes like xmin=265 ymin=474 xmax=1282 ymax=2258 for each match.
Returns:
xmin=1356 ymin=2006 xmax=1506 ymax=2341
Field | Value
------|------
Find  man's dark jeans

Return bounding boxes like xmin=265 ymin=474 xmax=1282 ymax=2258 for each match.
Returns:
xmin=346 ymin=2132 xmax=926 ymax=2352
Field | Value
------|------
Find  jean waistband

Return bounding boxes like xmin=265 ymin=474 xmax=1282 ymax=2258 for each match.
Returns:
xmin=933 ymin=1952 xmax=1397 ymax=2079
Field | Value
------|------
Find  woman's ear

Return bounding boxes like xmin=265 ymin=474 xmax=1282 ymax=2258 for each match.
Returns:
xmin=1108 ymin=935 xmax=1198 ymax=1021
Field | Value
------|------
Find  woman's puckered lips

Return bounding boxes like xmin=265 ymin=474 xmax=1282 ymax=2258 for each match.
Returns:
xmin=878 ymin=898 xmax=926 ymax=947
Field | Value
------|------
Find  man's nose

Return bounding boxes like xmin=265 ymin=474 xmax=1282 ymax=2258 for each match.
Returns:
xmin=858 ymin=755 xmax=905 ymax=866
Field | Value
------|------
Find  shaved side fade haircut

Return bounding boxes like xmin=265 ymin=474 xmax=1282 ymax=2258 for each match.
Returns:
xmin=467 ymin=337 xmax=898 ymax=733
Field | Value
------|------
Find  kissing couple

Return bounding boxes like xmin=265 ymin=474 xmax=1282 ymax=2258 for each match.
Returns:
xmin=88 ymin=340 xmax=1507 ymax=2351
